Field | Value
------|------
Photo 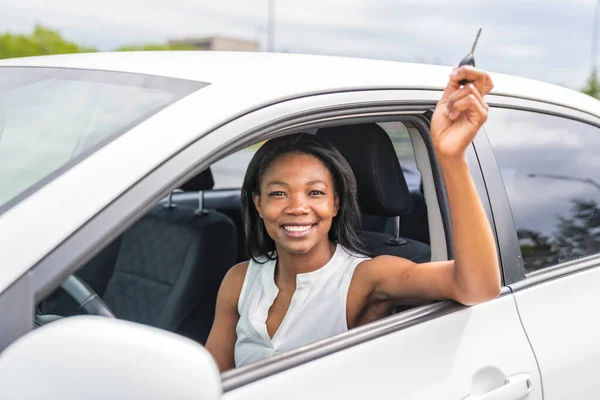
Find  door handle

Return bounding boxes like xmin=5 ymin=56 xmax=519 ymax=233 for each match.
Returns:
xmin=463 ymin=374 xmax=532 ymax=400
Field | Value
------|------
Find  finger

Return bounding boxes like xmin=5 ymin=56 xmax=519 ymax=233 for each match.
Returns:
xmin=447 ymin=83 xmax=487 ymax=115
xmin=438 ymin=66 xmax=464 ymax=101
xmin=447 ymin=93 xmax=488 ymax=122
xmin=449 ymin=65 xmax=494 ymax=95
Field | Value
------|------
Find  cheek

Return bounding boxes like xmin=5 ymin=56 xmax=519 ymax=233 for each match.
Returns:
xmin=315 ymin=199 xmax=337 ymax=220
xmin=259 ymin=199 xmax=283 ymax=221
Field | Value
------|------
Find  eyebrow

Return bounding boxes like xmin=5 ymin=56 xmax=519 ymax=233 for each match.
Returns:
xmin=266 ymin=181 xmax=288 ymax=187
xmin=307 ymin=180 xmax=328 ymax=187
xmin=265 ymin=180 xmax=328 ymax=187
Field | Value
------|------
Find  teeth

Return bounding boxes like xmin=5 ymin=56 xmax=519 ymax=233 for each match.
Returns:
xmin=284 ymin=225 xmax=312 ymax=232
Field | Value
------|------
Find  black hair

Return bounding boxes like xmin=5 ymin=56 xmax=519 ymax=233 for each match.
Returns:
xmin=241 ymin=133 xmax=365 ymax=262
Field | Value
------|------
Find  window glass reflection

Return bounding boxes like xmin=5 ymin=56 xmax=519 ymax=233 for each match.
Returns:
xmin=485 ymin=108 xmax=600 ymax=273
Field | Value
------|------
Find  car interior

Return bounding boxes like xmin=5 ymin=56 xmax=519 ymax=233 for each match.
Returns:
xmin=37 ymin=119 xmax=438 ymax=350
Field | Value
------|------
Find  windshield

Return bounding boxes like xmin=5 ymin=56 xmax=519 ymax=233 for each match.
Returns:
xmin=0 ymin=67 xmax=206 ymax=213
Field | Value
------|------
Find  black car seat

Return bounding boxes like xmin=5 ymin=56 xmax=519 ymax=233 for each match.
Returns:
xmin=41 ymin=168 xmax=237 ymax=343
xmin=317 ymin=123 xmax=431 ymax=262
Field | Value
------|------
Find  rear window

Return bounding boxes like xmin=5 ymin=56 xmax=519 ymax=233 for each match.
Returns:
xmin=0 ymin=67 xmax=206 ymax=213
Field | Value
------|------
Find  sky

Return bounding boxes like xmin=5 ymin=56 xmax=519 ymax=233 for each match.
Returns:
xmin=0 ymin=0 xmax=597 ymax=90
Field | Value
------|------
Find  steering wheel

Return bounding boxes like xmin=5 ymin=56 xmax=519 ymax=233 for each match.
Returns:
xmin=60 ymin=275 xmax=115 ymax=317
xmin=35 ymin=275 xmax=115 ymax=326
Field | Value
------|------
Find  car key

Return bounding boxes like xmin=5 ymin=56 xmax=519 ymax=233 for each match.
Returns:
xmin=458 ymin=28 xmax=482 ymax=86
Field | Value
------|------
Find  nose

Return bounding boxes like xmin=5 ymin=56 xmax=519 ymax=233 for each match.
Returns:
xmin=284 ymin=194 xmax=310 ymax=215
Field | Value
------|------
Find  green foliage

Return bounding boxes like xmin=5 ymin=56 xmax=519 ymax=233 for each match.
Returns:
xmin=0 ymin=25 xmax=195 ymax=60
xmin=0 ymin=25 xmax=96 ymax=59
xmin=582 ymin=68 xmax=600 ymax=99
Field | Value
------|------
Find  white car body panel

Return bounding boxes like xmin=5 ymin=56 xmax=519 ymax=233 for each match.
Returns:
xmin=224 ymin=296 xmax=541 ymax=400
xmin=513 ymin=266 xmax=600 ymax=399
xmin=1 ymin=51 xmax=600 ymax=399
xmin=1 ymin=51 xmax=599 ymax=119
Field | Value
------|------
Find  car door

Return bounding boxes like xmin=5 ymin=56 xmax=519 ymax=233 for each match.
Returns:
xmin=1 ymin=89 xmax=541 ymax=399
xmin=480 ymin=101 xmax=600 ymax=399
xmin=207 ymin=92 xmax=542 ymax=400
xmin=223 ymin=295 xmax=539 ymax=400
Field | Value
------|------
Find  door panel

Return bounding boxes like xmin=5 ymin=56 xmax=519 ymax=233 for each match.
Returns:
xmin=512 ymin=265 xmax=600 ymax=399
xmin=224 ymin=295 xmax=541 ymax=400
xmin=479 ymin=101 xmax=600 ymax=399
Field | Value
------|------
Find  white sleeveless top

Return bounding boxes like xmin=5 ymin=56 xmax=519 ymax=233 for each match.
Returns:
xmin=234 ymin=244 xmax=370 ymax=368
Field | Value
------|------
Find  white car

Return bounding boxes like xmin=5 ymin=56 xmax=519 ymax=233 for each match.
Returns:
xmin=0 ymin=51 xmax=599 ymax=400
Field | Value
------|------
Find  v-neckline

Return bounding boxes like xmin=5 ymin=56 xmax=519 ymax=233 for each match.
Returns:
xmin=262 ymin=244 xmax=342 ymax=343
xmin=263 ymin=259 xmax=292 ymax=342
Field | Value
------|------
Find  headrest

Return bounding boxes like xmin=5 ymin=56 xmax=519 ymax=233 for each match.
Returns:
xmin=180 ymin=168 xmax=214 ymax=191
xmin=317 ymin=123 xmax=412 ymax=217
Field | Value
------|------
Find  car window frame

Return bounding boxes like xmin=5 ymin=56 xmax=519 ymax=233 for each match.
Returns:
xmin=9 ymin=89 xmax=505 ymax=385
xmin=477 ymin=94 xmax=600 ymax=289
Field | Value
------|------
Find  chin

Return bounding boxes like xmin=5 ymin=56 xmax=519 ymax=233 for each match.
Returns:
xmin=279 ymin=241 xmax=315 ymax=255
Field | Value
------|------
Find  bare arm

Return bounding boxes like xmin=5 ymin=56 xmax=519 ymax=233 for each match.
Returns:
xmin=205 ymin=262 xmax=248 ymax=372
xmin=362 ymin=66 xmax=501 ymax=306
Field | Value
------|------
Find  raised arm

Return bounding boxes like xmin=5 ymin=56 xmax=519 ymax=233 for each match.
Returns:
xmin=361 ymin=65 xmax=501 ymax=306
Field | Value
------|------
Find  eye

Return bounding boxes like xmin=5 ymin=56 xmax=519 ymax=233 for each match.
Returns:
xmin=268 ymin=191 xmax=286 ymax=197
xmin=309 ymin=190 xmax=326 ymax=196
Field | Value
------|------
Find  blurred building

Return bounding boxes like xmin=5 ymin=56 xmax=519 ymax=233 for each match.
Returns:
xmin=168 ymin=36 xmax=259 ymax=52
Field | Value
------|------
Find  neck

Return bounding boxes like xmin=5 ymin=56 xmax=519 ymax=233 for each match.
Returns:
xmin=274 ymin=240 xmax=337 ymax=286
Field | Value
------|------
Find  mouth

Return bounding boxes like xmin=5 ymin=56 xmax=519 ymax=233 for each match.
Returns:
xmin=280 ymin=223 xmax=318 ymax=238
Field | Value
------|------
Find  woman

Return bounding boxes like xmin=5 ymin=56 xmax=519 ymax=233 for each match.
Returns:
xmin=205 ymin=65 xmax=500 ymax=372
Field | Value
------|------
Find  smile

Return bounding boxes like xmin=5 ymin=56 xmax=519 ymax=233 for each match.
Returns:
xmin=281 ymin=224 xmax=317 ymax=237
xmin=283 ymin=225 xmax=313 ymax=232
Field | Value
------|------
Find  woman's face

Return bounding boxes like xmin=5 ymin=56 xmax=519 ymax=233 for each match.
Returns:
xmin=254 ymin=152 xmax=339 ymax=256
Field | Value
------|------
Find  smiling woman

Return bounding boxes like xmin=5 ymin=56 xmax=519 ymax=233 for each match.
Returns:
xmin=234 ymin=136 xmax=370 ymax=366
xmin=204 ymin=65 xmax=501 ymax=373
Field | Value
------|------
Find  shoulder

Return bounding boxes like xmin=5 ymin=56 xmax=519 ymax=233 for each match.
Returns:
xmin=218 ymin=262 xmax=250 ymax=307
xmin=357 ymin=254 xmax=414 ymax=268
xmin=223 ymin=261 xmax=250 ymax=288
xmin=338 ymin=246 xmax=371 ymax=265
xmin=225 ymin=261 xmax=250 ymax=281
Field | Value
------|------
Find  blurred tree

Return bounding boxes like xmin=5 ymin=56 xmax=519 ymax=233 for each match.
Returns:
xmin=0 ymin=25 xmax=96 ymax=59
xmin=517 ymin=198 xmax=600 ymax=272
xmin=553 ymin=198 xmax=600 ymax=261
xmin=0 ymin=25 xmax=195 ymax=60
xmin=517 ymin=228 xmax=555 ymax=272
xmin=582 ymin=68 xmax=600 ymax=99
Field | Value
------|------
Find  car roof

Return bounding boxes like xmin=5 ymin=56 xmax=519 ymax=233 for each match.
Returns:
xmin=1 ymin=51 xmax=599 ymax=118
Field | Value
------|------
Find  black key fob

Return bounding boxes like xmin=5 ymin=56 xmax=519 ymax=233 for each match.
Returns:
xmin=458 ymin=28 xmax=481 ymax=86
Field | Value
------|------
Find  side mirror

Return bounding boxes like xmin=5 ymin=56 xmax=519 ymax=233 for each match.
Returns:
xmin=0 ymin=316 xmax=222 ymax=399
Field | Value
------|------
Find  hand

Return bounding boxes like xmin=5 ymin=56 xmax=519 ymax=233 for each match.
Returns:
xmin=430 ymin=65 xmax=494 ymax=159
